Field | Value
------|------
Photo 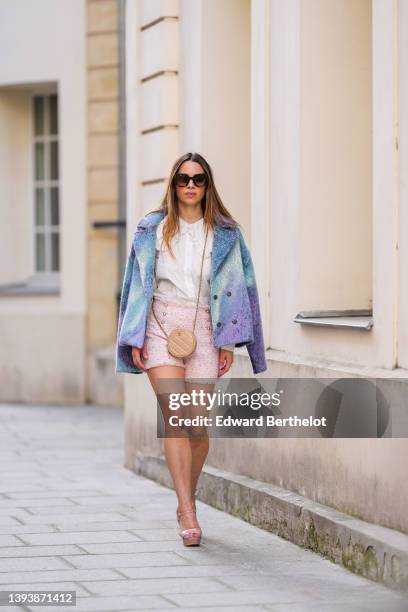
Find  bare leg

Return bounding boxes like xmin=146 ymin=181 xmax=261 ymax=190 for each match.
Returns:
xmin=146 ymin=365 xmax=199 ymax=531
xmin=189 ymin=436 xmax=209 ymax=499
xmin=184 ymin=380 xmax=214 ymax=507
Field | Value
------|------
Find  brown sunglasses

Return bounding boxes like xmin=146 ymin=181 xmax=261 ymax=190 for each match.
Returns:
xmin=174 ymin=173 xmax=208 ymax=188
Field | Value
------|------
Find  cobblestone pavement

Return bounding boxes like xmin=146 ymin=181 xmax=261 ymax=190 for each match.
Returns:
xmin=0 ymin=403 xmax=407 ymax=612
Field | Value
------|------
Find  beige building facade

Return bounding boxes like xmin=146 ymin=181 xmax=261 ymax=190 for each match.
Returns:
xmin=124 ymin=0 xmax=408 ymax=536
xmin=0 ymin=0 xmax=87 ymax=403
xmin=0 ymin=0 xmax=122 ymax=406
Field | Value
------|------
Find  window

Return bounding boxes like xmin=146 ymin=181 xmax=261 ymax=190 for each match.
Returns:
xmin=33 ymin=93 xmax=60 ymax=273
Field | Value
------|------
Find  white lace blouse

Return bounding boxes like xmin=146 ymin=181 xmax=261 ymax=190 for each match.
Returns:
xmin=153 ymin=216 xmax=234 ymax=352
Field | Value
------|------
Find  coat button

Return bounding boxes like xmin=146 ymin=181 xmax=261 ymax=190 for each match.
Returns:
xmin=217 ymin=322 xmax=221 ymax=327
xmin=213 ymin=294 xmax=218 ymax=299
xmin=227 ymin=291 xmax=231 ymax=296
xmin=232 ymin=319 xmax=237 ymax=324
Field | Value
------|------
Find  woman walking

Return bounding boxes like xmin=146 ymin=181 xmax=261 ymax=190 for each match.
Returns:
xmin=116 ymin=152 xmax=267 ymax=546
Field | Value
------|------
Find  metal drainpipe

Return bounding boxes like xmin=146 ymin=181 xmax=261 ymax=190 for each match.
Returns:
xmin=117 ymin=0 xmax=127 ymax=318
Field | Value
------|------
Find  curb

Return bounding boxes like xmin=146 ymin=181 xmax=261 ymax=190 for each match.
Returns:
xmin=133 ymin=453 xmax=408 ymax=593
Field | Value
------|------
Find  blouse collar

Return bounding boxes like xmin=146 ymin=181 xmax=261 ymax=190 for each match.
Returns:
xmin=156 ymin=215 xmax=210 ymax=248
xmin=178 ymin=216 xmax=204 ymax=239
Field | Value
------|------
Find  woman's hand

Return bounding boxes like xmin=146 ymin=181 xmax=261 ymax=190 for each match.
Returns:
xmin=218 ymin=348 xmax=233 ymax=377
xmin=131 ymin=344 xmax=148 ymax=370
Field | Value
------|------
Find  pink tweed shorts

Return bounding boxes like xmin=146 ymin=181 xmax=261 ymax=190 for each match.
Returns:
xmin=142 ymin=296 xmax=220 ymax=380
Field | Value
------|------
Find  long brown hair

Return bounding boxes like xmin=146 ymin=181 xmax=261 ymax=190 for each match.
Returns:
xmin=146 ymin=152 xmax=240 ymax=258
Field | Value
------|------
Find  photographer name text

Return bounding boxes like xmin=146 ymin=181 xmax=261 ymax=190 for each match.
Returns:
xmin=168 ymin=415 xmax=327 ymax=428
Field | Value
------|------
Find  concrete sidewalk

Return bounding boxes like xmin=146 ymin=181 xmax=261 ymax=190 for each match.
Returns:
xmin=0 ymin=403 xmax=406 ymax=612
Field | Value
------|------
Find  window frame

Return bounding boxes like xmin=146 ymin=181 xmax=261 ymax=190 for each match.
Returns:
xmin=31 ymin=91 xmax=60 ymax=282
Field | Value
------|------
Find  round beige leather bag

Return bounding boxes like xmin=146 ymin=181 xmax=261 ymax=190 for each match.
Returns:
xmin=151 ymin=224 xmax=209 ymax=359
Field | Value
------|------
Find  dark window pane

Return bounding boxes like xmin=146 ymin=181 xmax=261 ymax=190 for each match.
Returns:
xmin=36 ymin=233 xmax=46 ymax=271
xmin=35 ymin=143 xmax=44 ymax=180
xmin=34 ymin=97 xmax=44 ymax=136
xmin=35 ymin=188 xmax=45 ymax=225
xmin=50 ymin=187 xmax=59 ymax=225
xmin=49 ymin=95 xmax=58 ymax=135
xmin=50 ymin=141 xmax=58 ymax=180
xmin=51 ymin=232 xmax=60 ymax=271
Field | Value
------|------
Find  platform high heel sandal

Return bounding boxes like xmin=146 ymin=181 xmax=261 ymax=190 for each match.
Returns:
xmin=178 ymin=509 xmax=202 ymax=546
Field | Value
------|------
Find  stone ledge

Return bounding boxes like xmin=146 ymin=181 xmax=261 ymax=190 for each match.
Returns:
xmin=260 ymin=348 xmax=408 ymax=379
xmin=133 ymin=453 xmax=408 ymax=593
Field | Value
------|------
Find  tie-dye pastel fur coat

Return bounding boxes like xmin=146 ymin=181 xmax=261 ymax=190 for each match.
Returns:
xmin=115 ymin=210 xmax=267 ymax=375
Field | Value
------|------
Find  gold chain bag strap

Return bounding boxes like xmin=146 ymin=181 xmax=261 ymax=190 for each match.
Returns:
xmin=151 ymin=224 xmax=209 ymax=358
